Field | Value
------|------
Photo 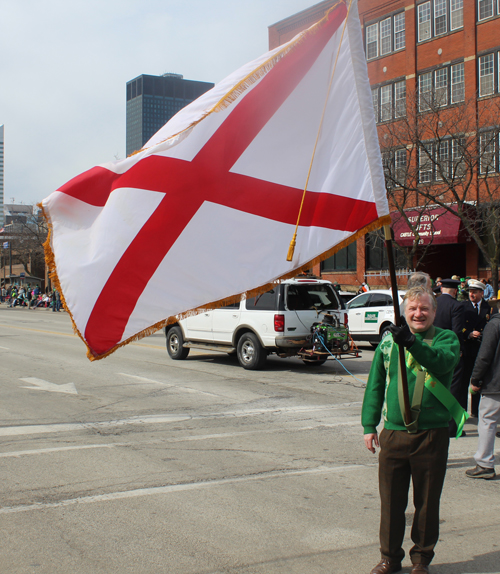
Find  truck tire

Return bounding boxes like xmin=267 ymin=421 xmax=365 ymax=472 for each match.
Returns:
xmin=237 ymin=332 xmax=267 ymax=370
xmin=166 ymin=326 xmax=190 ymax=360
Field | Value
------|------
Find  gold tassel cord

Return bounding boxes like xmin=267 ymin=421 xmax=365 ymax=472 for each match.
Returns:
xmin=286 ymin=0 xmax=355 ymax=262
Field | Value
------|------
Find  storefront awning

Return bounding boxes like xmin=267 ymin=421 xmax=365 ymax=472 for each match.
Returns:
xmin=390 ymin=206 xmax=469 ymax=247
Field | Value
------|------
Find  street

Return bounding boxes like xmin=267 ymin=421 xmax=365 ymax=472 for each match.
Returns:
xmin=0 ymin=306 xmax=498 ymax=574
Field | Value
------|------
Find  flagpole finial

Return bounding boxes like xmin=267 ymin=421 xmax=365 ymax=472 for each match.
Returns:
xmin=286 ymin=234 xmax=297 ymax=261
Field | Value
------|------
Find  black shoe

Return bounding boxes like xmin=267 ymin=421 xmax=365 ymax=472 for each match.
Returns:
xmin=465 ymin=465 xmax=496 ymax=479
xmin=496 ymin=432 xmax=500 ymax=438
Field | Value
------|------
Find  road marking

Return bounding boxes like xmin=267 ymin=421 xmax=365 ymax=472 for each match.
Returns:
xmin=0 ymin=463 xmax=375 ymax=514
xmin=19 ymin=377 xmax=78 ymax=395
xmin=118 ymin=373 xmax=223 ymax=396
xmin=0 ymin=443 xmax=132 ymax=458
xmin=0 ymin=414 xmax=192 ymax=437
xmin=0 ymin=402 xmax=361 ymax=437
xmin=0 ymin=345 xmax=9 ymax=350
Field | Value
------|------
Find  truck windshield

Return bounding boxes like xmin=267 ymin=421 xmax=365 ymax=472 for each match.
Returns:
xmin=286 ymin=284 xmax=341 ymax=311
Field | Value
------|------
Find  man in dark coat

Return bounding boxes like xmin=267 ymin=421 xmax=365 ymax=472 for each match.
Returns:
xmin=465 ymin=312 xmax=500 ymax=479
xmin=462 ymin=279 xmax=498 ymax=417
xmin=434 ymin=278 xmax=465 ymax=437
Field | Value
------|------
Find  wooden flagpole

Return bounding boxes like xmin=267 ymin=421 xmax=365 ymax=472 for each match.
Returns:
xmin=384 ymin=224 xmax=412 ymax=425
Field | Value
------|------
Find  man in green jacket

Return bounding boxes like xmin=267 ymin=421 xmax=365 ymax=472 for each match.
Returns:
xmin=363 ymin=287 xmax=460 ymax=574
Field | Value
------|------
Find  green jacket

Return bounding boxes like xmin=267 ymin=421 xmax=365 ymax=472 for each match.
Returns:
xmin=362 ymin=327 xmax=460 ymax=434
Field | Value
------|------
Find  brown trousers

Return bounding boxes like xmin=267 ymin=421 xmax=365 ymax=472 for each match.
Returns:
xmin=378 ymin=428 xmax=449 ymax=565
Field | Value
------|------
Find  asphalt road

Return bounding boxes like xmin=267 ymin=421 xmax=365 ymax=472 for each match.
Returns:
xmin=0 ymin=305 xmax=498 ymax=574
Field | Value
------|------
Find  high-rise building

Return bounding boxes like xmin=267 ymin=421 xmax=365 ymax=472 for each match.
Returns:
xmin=0 ymin=125 xmax=4 ymax=228
xmin=269 ymin=0 xmax=500 ymax=286
xmin=126 ymin=73 xmax=214 ymax=157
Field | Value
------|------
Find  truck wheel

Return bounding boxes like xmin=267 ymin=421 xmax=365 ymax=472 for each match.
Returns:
xmin=237 ymin=333 xmax=267 ymax=370
xmin=166 ymin=326 xmax=190 ymax=360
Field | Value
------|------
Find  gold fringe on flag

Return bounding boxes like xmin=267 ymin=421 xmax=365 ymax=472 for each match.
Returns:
xmin=40 ymin=201 xmax=390 ymax=362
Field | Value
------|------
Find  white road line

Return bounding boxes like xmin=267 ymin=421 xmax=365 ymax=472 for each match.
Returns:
xmin=0 ymin=443 xmax=132 ymax=458
xmin=0 ymin=345 xmax=10 ymax=350
xmin=0 ymin=421 xmax=360 ymax=459
xmin=117 ymin=373 xmax=222 ymax=397
xmin=0 ymin=402 xmax=362 ymax=438
xmin=0 ymin=415 xmax=192 ymax=437
xmin=0 ymin=463 xmax=375 ymax=514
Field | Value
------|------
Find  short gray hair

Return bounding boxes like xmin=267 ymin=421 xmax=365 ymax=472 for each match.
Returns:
xmin=404 ymin=286 xmax=437 ymax=310
xmin=407 ymin=272 xmax=432 ymax=290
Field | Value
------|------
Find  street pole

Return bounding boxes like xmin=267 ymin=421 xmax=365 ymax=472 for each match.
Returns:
xmin=384 ymin=224 xmax=411 ymax=426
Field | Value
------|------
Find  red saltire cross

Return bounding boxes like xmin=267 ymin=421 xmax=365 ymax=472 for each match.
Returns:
xmin=58 ymin=3 xmax=376 ymax=357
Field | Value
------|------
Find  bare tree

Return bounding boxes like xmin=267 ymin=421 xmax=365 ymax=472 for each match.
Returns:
xmin=379 ymin=89 xmax=500 ymax=293
xmin=3 ymin=205 xmax=48 ymax=282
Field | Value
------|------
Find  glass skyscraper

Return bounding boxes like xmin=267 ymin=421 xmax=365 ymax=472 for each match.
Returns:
xmin=126 ymin=73 xmax=214 ymax=157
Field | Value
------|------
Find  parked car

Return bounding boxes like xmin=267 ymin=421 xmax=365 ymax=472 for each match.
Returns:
xmin=165 ymin=277 xmax=348 ymax=370
xmin=346 ymin=289 xmax=406 ymax=346
xmin=338 ymin=291 xmax=357 ymax=306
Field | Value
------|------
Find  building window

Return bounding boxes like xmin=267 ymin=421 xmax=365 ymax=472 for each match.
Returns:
xmin=372 ymin=79 xmax=406 ymax=123
xmin=366 ymin=232 xmax=407 ymax=270
xmin=435 ymin=68 xmax=448 ymax=106
xmin=366 ymin=23 xmax=378 ymax=59
xmin=436 ymin=141 xmax=450 ymax=180
xmin=479 ymin=131 xmax=499 ymax=174
xmin=365 ymin=12 xmax=405 ymax=60
xmin=478 ymin=0 xmax=496 ymax=20
xmin=380 ymin=18 xmax=392 ymax=56
xmin=434 ymin=0 xmax=448 ymax=35
xmin=419 ymin=72 xmax=433 ymax=111
xmin=380 ymin=85 xmax=392 ymax=121
xmin=451 ymin=63 xmax=465 ymax=102
xmin=418 ymin=63 xmax=465 ymax=111
xmin=395 ymin=80 xmax=407 ymax=117
xmin=383 ymin=148 xmax=407 ymax=188
xmin=394 ymin=12 xmax=406 ymax=50
xmin=321 ymin=242 xmax=357 ymax=271
xmin=479 ymin=53 xmax=495 ymax=96
xmin=419 ymin=143 xmax=434 ymax=183
xmin=418 ymin=138 xmax=466 ymax=182
xmin=451 ymin=0 xmax=464 ymax=29
xmin=418 ymin=2 xmax=432 ymax=41
xmin=417 ymin=0 xmax=463 ymax=42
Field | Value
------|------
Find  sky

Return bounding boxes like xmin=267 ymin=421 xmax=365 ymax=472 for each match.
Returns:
xmin=1 ymin=0 xmax=316 ymax=206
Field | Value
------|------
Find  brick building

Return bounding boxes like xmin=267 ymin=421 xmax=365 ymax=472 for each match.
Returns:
xmin=269 ymin=0 xmax=500 ymax=290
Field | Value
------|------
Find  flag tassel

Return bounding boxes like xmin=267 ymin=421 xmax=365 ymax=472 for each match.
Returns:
xmin=287 ymin=233 xmax=297 ymax=261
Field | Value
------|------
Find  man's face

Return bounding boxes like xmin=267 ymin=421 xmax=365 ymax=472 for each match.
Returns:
xmin=469 ymin=289 xmax=483 ymax=304
xmin=405 ymin=294 xmax=436 ymax=333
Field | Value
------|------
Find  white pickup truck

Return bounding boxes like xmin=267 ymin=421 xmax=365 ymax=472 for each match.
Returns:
xmin=165 ymin=277 xmax=348 ymax=369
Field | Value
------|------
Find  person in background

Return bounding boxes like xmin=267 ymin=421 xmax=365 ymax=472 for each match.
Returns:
xmin=482 ymin=278 xmax=494 ymax=301
xmin=462 ymin=279 xmax=498 ymax=417
xmin=457 ymin=277 xmax=468 ymax=301
xmin=434 ymin=279 xmax=466 ymax=437
xmin=465 ymin=310 xmax=500 ymax=480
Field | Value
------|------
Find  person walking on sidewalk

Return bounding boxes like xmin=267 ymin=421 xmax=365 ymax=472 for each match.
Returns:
xmin=465 ymin=312 xmax=500 ymax=480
